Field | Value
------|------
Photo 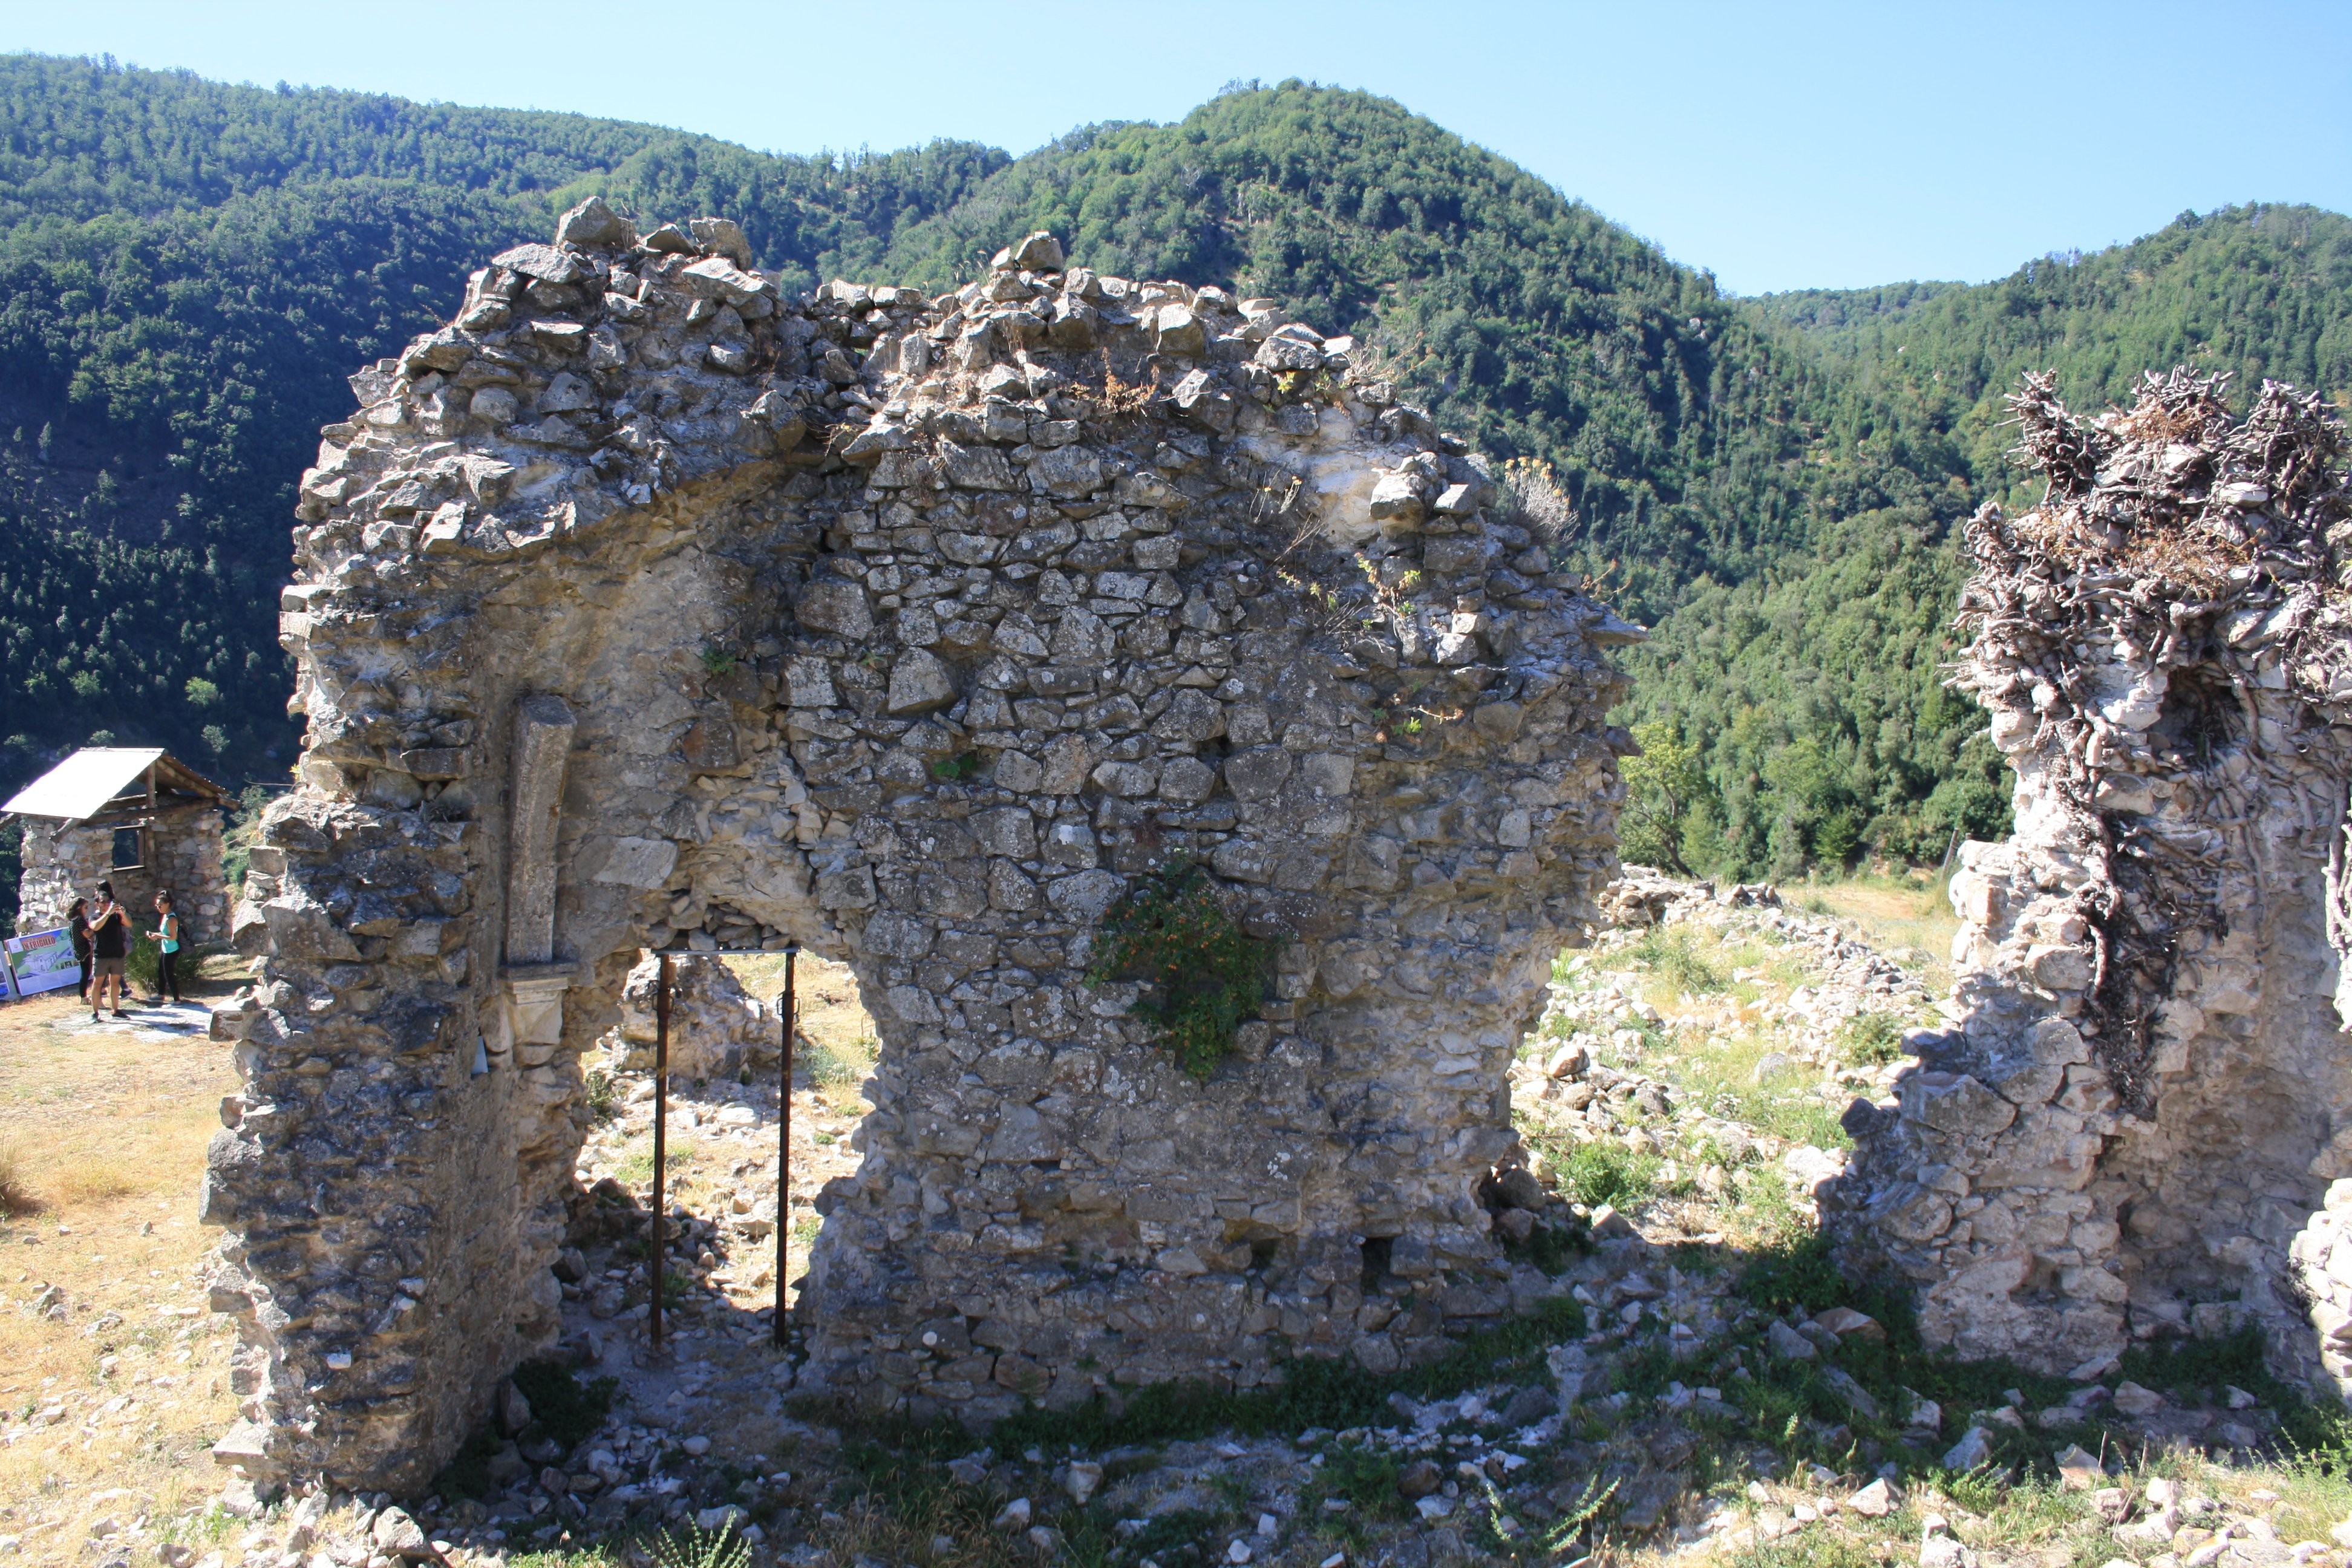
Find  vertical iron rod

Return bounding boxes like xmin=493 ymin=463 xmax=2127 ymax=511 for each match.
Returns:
xmin=774 ymin=943 xmax=798 ymax=1346
xmin=651 ymin=950 xmax=671 ymax=1353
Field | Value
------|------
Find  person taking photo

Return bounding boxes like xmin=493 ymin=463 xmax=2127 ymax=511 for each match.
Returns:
xmin=86 ymin=881 xmax=131 ymax=1021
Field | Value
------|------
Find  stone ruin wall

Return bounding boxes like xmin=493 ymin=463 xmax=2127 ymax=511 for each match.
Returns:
xmin=1830 ymin=369 xmax=2352 ymax=1398
xmin=200 ymin=202 xmax=1638 ymax=1490
xmin=600 ymin=954 xmax=779 ymax=1081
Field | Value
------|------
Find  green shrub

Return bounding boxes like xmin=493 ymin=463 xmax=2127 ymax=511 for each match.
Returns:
xmin=802 ymin=1033 xmax=874 ymax=1091
xmin=1736 ymin=1229 xmax=1863 ymax=1319
xmin=1633 ymin=927 xmax=1724 ymax=994
xmin=1320 ymin=1443 xmax=1406 ymax=1518
xmin=583 ymin=1068 xmax=622 ymax=1122
xmin=1548 ymin=1139 xmax=1660 ymax=1210
xmin=509 ymin=1357 xmax=616 ymax=1450
xmin=651 ymin=1520 xmax=750 ymax=1568
xmin=430 ymin=1423 xmax=501 ymax=1501
xmin=126 ymin=935 xmax=161 ymax=996
xmin=1835 ymin=1010 xmax=1907 ymax=1065
xmin=1083 ymin=858 xmax=1281 ymax=1077
xmin=1500 ymin=1215 xmax=1588 ymax=1275
xmin=1119 ymin=1509 xmax=1227 ymax=1563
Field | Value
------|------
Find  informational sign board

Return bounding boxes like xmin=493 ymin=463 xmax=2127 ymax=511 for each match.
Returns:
xmin=4 ymin=927 xmax=83 ymax=998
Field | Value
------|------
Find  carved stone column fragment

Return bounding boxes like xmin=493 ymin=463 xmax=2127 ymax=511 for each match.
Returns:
xmin=501 ymin=693 xmax=577 ymax=1048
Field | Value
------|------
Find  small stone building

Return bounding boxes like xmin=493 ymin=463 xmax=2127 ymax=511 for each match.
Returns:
xmin=5 ymin=748 xmax=230 ymax=941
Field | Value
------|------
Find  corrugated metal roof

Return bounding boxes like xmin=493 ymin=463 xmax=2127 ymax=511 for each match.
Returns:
xmin=2 ymin=748 xmax=167 ymax=823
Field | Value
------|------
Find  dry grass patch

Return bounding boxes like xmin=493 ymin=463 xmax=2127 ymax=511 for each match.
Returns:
xmin=0 ymin=971 xmax=245 ymax=1555
xmin=1793 ymin=873 xmax=1960 ymax=993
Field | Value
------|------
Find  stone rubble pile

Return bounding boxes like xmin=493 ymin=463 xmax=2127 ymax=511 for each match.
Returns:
xmin=1514 ymin=875 xmax=1932 ymax=1223
xmin=206 ymin=198 xmax=1637 ymax=1488
xmin=596 ymin=954 xmax=779 ymax=1080
xmin=1829 ymin=369 xmax=2352 ymax=1390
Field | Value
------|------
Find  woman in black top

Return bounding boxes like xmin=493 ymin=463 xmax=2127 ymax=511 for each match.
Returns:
xmin=87 ymin=882 xmax=130 ymax=1020
xmin=67 ymin=898 xmax=91 ymax=1002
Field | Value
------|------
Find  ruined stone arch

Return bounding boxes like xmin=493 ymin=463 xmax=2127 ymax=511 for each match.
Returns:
xmin=202 ymin=211 xmax=1636 ymax=1490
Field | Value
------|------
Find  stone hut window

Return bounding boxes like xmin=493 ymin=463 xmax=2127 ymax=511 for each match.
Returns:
xmin=111 ymin=826 xmax=145 ymax=870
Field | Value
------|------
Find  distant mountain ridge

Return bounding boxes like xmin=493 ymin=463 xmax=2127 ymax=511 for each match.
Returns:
xmin=0 ymin=56 xmax=2347 ymax=912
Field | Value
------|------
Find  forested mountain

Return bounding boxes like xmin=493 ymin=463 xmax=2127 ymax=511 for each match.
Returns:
xmin=0 ymin=54 xmax=1004 ymax=788
xmin=0 ymin=57 xmax=2347 ymax=892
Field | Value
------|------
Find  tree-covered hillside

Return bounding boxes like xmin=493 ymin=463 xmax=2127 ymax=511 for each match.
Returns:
xmin=1 ymin=59 xmax=2347 ymax=893
xmin=1753 ymin=203 xmax=2352 ymax=480
xmin=0 ymin=54 xmax=1004 ymax=793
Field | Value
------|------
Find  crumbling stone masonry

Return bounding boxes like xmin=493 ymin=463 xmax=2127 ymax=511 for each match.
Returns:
xmin=202 ymin=203 xmax=1637 ymax=1488
xmin=1829 ymin=370 xmax=2352 ymax=1394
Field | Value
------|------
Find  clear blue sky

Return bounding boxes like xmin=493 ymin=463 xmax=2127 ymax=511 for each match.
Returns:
xmin=9 ymin=0 xmax=2349 ymax=295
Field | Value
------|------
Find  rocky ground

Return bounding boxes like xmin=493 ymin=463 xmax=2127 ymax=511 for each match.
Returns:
xmin=18 ymin=884 xmax=2352 ymax=1568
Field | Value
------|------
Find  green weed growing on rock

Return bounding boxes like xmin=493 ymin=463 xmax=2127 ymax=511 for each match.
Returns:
xmin=1633 ymin=925 xmax=1725 ymax=994
xmin=650 ymin=1519 xmax=750 ymax=1568
xmin=1083 ymin=858 xmax=1281 ymax=1078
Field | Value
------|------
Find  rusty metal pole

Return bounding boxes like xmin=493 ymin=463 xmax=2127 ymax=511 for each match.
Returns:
xmin=773 ymin=942 xmax=799 ymax=1347
xmin=651 ymin=950 xmax=671 ymax=1353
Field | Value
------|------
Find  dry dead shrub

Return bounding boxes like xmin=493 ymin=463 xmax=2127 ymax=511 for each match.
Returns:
xmin=0 ymin=1140 xmax=41 ymax=1215
xmin=1498 ymin=456 xmax=1576 ymax=546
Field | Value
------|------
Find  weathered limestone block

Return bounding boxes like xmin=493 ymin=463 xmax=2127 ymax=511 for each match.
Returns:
xmin=1830 ymin=369 xmax=2352 ymax=1393
xmin=209 ymin=212 xmax=1635 ymax=1488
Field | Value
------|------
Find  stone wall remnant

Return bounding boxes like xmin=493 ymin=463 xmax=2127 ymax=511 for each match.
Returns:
xmin=201 ymin=202 xmax=1636 ymax=1490
xmin=1831 ymin=369 xmax=2352 ymax=1391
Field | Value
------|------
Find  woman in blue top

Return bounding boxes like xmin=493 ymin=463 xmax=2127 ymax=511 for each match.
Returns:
xmin=146 ymin=890 xmax=185 ymax=1004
